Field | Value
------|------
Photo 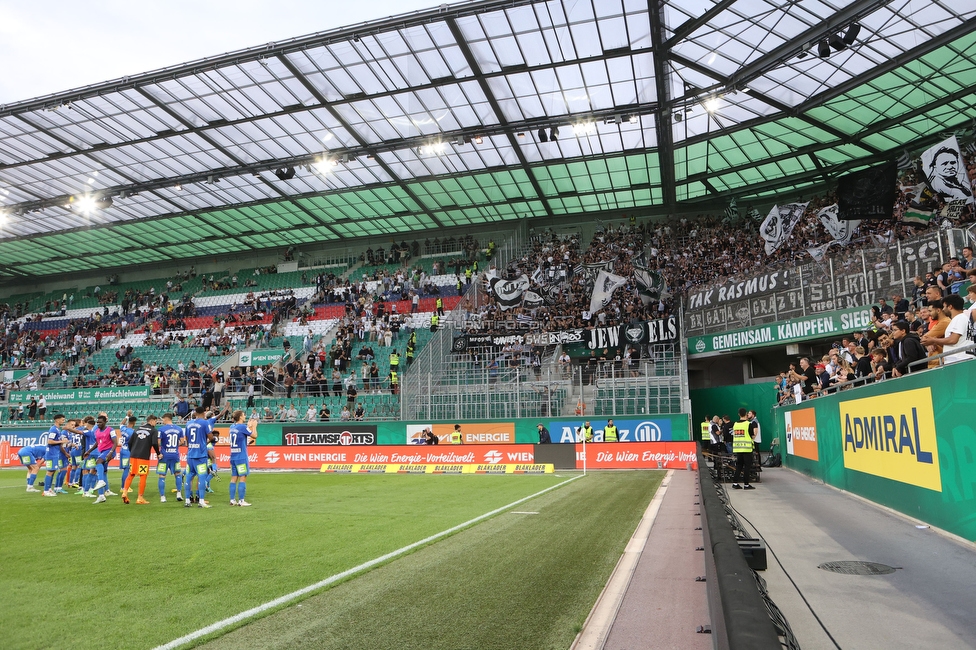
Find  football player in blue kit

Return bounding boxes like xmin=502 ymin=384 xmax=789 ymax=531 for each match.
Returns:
xmin=118 ymin=415 xmax=137 ymax=493
xmin=20 ymin=443 xmax=48 ymax=492
xmin=64 ymin=418 xmax=87 ymax=489
xmin=156 ymin=413 xmax=185 ymax=503
xmin=183 ymin=407 xmax=217 ymax=508
xmin=79 ymin=415 xmax=98 ymax=497
xmin=228 ymin=410 xmax=257 ymax=506
xmin=41 ymin=414 xmax=68 ymax=496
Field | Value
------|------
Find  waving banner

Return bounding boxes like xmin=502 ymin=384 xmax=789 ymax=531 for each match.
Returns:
xmin=817 ymin=203 xmax=858 ymax=244
xmin=589 ymin=270 xmax=628 ymax=314
xmin=489 ymin=275 xmax=530 ymax=310
xmin=633 ymin=267 xmax=666 ymax=305
xmin=761 ymin=202 xmax=809 ymax=255
xmin=920 ymin=135 xmax=974 ymax=205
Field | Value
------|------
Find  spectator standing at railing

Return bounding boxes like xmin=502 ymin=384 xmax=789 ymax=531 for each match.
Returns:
xmin=921 ymin=299 xmax=950 ymax=367
xmin=928 ymin=294 xmax=972 ymax=364
xmin=891 ymin=321 xmax=927 ymax=377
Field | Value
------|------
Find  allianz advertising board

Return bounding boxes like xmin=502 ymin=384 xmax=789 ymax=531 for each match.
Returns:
xmin=547 ymin=419 xmax=673 ymax=444
xmin=839 ymin=387 xmax=941 ymax=492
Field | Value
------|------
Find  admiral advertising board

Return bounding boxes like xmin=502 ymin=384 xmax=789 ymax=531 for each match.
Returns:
xmin=839 ymin=387 xmax=941 ymax=492
xmin=281 ymin=424 xmax=377 ymax=446
xmin=547 ymin=419 xmax=673 ymax=443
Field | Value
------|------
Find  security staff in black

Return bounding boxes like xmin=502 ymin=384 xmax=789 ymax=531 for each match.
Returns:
xmin=537 ymin=424 xmax=551 ymax=444
xmin=435 ymin=297 xmax=444 ymax=316
xmin=603 ymin=419 xmax=618 ymax=442
xmin=731 ymin=408 xmax=757 ymax=490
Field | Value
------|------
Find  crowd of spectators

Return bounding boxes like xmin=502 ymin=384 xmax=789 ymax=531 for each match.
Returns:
xmin=776 ymin=266 xmax=976 ymax=404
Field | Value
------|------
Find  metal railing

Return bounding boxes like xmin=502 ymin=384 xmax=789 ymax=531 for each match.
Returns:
xmin=685 ymin=228 xmax=968 ymax=336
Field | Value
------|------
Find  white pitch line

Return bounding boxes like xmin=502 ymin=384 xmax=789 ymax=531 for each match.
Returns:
xmin=154 ymin=473 xmax=585 ymax=650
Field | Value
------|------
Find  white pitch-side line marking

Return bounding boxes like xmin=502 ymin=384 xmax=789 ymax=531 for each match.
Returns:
xmin=154 ymin=474 xmax=585 ymax=650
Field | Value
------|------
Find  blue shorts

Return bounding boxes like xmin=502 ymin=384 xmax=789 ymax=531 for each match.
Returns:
xmin=20 ymin=452 xmax=37 ymax=466
xmin=84 ymin=456 xmax=97 ymax=469
xmin=44 ymin=457 xmax=64 ymax=471
xmin=71 ymin=453 xmax=83 ymax=467
xmin=230 ymin=457 xmax=249 ymax=477
xmin=119 ymin=453 xmax=130 ymax=468
xmin=186 ymin=458 xmax=209 ymax=479
xmin=157 ymin=459 xmax=182 ymax=476
xmin=96 ymin=449 xmax=115 ymax=463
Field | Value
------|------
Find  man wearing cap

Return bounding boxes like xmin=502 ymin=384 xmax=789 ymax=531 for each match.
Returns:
xmin=537 ymin=424 xmax=551 ymax=444
xmin=121 ymin=415 xmax=160 ymax=505
xmin=891 ymin=320 xmax=926 ymax=377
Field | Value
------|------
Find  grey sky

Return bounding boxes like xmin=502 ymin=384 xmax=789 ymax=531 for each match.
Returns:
xmin=0 ymin=0 xmax=444 ymax=104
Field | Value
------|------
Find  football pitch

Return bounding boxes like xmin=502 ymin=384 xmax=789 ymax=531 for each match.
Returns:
xmin=0 ymin=468 xmax=664 ymax=650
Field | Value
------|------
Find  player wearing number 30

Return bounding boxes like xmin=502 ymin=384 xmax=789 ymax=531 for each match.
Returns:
xmin=156 ymin=413 xmax=185 ymax=503
xmin=228 ymin=410 xmax=257 ymax=507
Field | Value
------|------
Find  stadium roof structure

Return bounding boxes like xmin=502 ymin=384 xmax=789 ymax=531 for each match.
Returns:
xmin=0 ymin=0 xmax=974 ymax=281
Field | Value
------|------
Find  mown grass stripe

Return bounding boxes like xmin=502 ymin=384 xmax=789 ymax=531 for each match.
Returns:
xmin=154 ymin=474 xmax=584 ymax=650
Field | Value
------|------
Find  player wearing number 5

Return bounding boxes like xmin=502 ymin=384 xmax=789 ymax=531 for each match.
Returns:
xmin=121 ymin=415 xmax=160 ymax=505
xmin=228 ymin=410 xmax=257 ymax=507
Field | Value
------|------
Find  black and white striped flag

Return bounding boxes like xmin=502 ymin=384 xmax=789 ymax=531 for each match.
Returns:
xmin=723 ymin=197 xmax=738 ymax=222
xmin=896 ymin=150 xmax=913 ymax=170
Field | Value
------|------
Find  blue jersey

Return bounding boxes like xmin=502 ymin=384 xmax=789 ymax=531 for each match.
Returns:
xmin=83 ymin=427 xmax=97 ymax=454
xmin=229 ymin=423 xmax=252 ymax=459
xmin=184 ymin=418 xmax=216 ymax=459
xmin=44 ymin=426 xmax=64 ymax=459
xmin=158 ymin=424 xmax=183 ymax=458
xmin=31 ymin=444 xmax=49 ymax=458
xmin=69 ymin=429 xmax=84 ymax=455
xmin=119 ymin=426 xmax=134 ymax=456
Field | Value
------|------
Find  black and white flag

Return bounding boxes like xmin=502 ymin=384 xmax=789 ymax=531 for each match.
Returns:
xmin=633 ymin=267 xmax=666 ymax=306
xmin=723 ymin=197 xmax=738 ymax=223
xmin=760 ymin=202 xmax=809 ymax=255
xmin=896 ymin=150 xmax=913 ymax=170
xmin=920 ymin=135 xmax=974 ymax=205
xmin=817 ymin=203 xmax=858 ymax=244
xmin=588 ymin=270 xmax=628 ymax=314
xmin=489 ymin=274 xmax=530 ymax=311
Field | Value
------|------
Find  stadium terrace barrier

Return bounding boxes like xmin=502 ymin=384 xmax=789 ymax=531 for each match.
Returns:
xmin=774 ymin=359 xmax=976 ymax=542
xmin=697 ymin=443 xmax=783 ymax=650
xmin=684 ymin=227 xmax=967 ymax=337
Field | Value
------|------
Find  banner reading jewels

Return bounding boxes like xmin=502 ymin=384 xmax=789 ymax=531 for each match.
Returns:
xmin=455 ymin=317 xmax=679 ymax=351
xmin=9 ymin=387 xmax=152 ymax=402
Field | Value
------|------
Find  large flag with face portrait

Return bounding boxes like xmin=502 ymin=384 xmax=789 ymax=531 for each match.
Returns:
xmin=836 ymin=162 xmax=898 ymax=220
xmin=920 ymin=135 xmax=974 ymax=205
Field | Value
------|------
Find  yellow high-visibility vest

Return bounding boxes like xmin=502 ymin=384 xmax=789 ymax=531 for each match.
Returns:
xmin=732 ymin=421 xmax=753 ymax=453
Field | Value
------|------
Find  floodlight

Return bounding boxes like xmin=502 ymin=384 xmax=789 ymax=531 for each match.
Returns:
xmin=538 ymin=128 xmax=548 ymax=142
xmin=843 ymin=23 xmax=861 ymax=46
xmin=572 ymin=122 xmax=596 ymax=136
xmin=704 ymin=97 xmax=720 ymax=113
xmin=818 ymin=40 xmax=830 ymax=58
xmin=828 ymin=34 xmax=847 ymax=51
xmin=550 ymin=127 xmax=559 ymax=141
xmin=474 ymin=136 xmax=483 ymax=145
xmin=274 ymin=167 xmax=296 ymax=181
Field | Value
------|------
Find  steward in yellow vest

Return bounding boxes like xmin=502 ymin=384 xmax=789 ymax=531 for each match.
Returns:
xmin=731 ymin=408 xmax=757 ymax=489
xmin=451 ymin=424 xmax=462 ymax=444
xmin=603 ymin=420 xmax=618 ymax=442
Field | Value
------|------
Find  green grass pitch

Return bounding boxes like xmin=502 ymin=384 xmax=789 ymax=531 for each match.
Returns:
xmin=0 ymin=468 xmax=663 ymax=649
